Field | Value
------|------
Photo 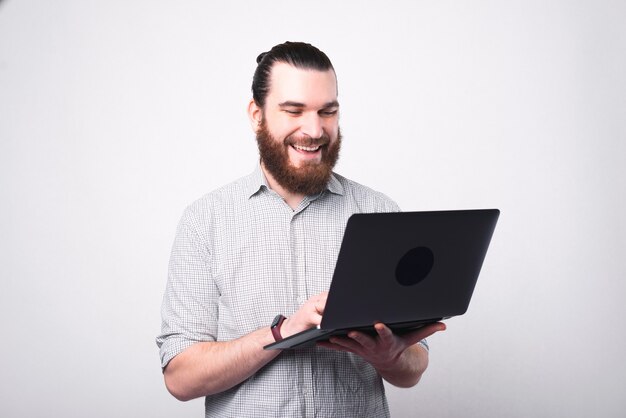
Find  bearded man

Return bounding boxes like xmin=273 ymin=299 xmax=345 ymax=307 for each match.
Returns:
xmin=156 ymin=41 xmax=445 ymax=417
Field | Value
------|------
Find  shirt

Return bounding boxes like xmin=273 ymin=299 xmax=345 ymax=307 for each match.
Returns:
xmin=157 ymin=165 xmax=418 ymax=417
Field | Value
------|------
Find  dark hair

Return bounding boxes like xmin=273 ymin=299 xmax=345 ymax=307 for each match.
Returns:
xmin=252 ymin=41 xmax=335 ymax=108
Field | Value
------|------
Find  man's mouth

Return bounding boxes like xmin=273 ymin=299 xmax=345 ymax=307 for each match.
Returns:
xmin=291 ymin=144 xmax=323 ymax=153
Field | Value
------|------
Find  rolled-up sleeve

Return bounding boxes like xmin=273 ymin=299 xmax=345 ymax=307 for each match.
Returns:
xmin=156 ymin=207 xmax=219 ymax=369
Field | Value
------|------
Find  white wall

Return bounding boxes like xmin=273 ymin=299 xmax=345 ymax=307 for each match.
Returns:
xmin=1 ymin=0 xmax=624 ymax=416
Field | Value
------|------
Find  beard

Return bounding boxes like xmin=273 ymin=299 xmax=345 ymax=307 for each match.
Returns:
xmin=256 ymin=120 xmax=341 ymax=196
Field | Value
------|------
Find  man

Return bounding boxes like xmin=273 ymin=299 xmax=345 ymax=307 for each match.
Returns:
xmin=157 ymin=41 xmax=445 ymax=417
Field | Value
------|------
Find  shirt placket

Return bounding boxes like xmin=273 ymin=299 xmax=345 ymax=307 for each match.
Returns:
xmin=289 ymin=209 xmax=315 ymax=417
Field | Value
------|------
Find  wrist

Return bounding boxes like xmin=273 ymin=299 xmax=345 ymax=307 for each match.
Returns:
xmin=270 ymin=315 xmax=287 ymax=341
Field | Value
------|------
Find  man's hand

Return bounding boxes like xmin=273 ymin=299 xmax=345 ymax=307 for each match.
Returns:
xmin=318 ymin=322 xmax=446 ymax=387
xmin=280 ymin=291 xmax=328 ymax=339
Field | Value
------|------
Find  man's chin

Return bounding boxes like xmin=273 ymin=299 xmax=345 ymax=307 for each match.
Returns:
xmin=289 ymin=159 xmax=323 ymax=170
xmin=287 ymin=148 xmax=324 ymax=167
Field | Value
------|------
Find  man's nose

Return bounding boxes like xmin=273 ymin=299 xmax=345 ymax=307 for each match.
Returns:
xmin=300 ymin=113 xmax=323 ymax=139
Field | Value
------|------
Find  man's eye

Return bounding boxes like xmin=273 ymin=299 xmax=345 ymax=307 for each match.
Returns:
xmin=285 ymin=110 xmax=302 ymax=115
xmin=321 ymin=110 xmax=338 ymax=117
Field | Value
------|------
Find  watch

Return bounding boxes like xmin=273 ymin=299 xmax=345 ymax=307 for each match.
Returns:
xmin=271 ymin=314 xmax=287 ymax=342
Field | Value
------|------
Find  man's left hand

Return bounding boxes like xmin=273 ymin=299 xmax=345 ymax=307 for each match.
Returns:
xmin=318 ymin=322 xmax=446 ymax=385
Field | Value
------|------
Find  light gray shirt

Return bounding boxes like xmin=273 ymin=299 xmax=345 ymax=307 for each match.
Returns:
xmin=157 ymin=165 xmax=409 ymax=417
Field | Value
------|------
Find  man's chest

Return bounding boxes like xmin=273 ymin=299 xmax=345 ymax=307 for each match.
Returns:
xmin=209 ymin=203 xmax=350 ymax=336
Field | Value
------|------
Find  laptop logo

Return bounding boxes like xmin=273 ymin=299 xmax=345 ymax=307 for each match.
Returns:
xmin=395 ymin=247 xmax=434 ymax=286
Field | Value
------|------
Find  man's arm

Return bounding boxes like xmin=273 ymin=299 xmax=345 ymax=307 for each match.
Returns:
xmin=164 ymin=327 xmax=279 ymax=401
xmin=318 ymin=322 xmax=446 ymax=387
xmin=163 ymin=292 xmax=329 ymax=401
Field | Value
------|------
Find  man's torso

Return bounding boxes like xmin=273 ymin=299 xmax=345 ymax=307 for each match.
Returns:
xmin=159 ymin=166 xmax=399 ymax=417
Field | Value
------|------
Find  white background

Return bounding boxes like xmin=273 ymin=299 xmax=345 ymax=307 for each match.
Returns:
xmin=1 ymin=0 xmax=625 ymax=417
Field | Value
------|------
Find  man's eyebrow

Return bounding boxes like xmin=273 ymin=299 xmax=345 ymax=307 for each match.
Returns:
xmin=278 ymin=100 xmax=340 ymax=109
xmin=278 ymin=101 xmax=305 ymax=108
xmin=321 ymin=100 xmax=340 ymax=109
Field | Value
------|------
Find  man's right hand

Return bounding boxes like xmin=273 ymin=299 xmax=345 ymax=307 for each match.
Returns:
xmin=280 ymin=291 xmax=328 ymax=339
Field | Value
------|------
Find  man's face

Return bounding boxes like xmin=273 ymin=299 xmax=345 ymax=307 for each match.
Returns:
xmin=254 ymin=62 xmax=341 ymax=195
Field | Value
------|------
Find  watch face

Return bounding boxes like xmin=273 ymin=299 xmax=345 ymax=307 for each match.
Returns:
xmin=271 ymin=315 xmax=284 ymax=328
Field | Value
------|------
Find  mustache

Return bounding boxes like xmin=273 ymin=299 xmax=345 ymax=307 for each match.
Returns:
xmin=284 ymin=133 xmax=331 ymax=148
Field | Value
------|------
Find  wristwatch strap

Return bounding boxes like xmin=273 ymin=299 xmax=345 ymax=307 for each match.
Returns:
xmin=271 ymin=314 xmax=286 ymax=342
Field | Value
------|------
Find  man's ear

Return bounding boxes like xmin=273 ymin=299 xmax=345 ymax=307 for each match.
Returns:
xmin=247 ymin=99 xmax=263 ymax=133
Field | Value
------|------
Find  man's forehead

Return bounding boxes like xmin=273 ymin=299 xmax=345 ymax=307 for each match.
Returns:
xmin=267 ymin=62 xmax=338 ymax=106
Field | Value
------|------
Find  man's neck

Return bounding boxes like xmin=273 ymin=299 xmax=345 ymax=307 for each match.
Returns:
xmin=260 ymin=164 xmax=305 ymax=210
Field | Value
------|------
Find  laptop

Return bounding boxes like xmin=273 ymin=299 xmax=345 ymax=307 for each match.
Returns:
xmin=264 ymin=209 xmax=500 ymax=350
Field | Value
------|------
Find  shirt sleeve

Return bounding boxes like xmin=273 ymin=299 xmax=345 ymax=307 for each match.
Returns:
xmin=156 ymin=207 xmax=220 ymax=369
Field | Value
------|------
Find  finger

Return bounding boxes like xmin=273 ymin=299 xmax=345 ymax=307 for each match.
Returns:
xmin=373 ymin=323 xmax=394 ymax=344
xmin=346 ymin=331 xmax=377 ymax=350
xmin=314 ymin=301 xmax=322 ymax=315
xmin=317 ymin=340 xmax=354 ymax=353
xmin=328 ymin=335 xmax=363 ymax=352
xmin=308 ymin=292 xmax=328 ymax=314
xmin=420 ymin=322 xmax=446 ymax=336
xmin=310 ymin=291 xmax=328 ymax=303
xmin=316 ymin=292 xmax=328 ymax=313
xmin=402 ymin=322 xmax=447 ymax=345
xmin=312 ymin=302 xmax=327 ymax=318
xmin=310 ymin=311 xmax=323 ymax=326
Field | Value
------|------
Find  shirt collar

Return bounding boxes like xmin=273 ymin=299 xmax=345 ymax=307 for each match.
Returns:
xmin=325 ymin=172 xmax=344 ymax=196
xmin=244 ymin=163 xmax=270 ymax=199
xmin=245 ymin=162 xmax=344 ymax=199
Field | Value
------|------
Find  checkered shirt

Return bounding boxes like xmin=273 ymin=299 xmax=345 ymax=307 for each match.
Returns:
xmin=157 ymin=165 xmax=425 ymax=417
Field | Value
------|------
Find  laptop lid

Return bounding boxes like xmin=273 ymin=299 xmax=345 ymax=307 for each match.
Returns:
xmin=265 ymin=209 xmax=499 ymax=350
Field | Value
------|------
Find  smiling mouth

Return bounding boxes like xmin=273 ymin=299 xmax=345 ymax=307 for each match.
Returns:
xmin=291 ymin=144 xmax=323 ymax=152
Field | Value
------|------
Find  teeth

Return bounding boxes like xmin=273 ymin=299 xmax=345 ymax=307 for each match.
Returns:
xmin=293 ymin=144 xmax=320 ymax=152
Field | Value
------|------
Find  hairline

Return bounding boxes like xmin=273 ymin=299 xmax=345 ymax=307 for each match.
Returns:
xmin=260 ymin=62 xmax=338 ymax=110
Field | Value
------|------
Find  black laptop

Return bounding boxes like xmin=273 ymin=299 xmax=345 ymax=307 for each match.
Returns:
xmin=264 ymin=209 xmax=500 ymax=350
